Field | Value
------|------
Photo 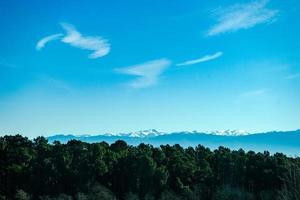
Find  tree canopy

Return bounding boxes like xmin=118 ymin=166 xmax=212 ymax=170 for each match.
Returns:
xmin=1 ymin=135 xmax=299 ymax=200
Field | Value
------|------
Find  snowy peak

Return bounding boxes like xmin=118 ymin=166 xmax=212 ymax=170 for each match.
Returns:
xmin=110 ymin=129 xmax=250 ymax=137
xmin=126 ymin=129 xmax=165 ymax=138
xmin=51 ymin=129 xmax=252 ymax=139
xmin=171 ymin=130 xmax=250 ymax=136
xmin=209 ymin=129 xmax=249 ymax=136
xmin=123 ymin=129 xmax=250 ymax=137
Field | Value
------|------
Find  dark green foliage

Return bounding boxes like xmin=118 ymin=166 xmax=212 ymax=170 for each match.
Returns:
xmin=278 ymin=163 xmax=300 ymax=200
xmin=213 ymin=186 xmax=255 ymax=200
xmin=0 ymin=135 xmax=299 ymax=200
xmin=87 ymin=183 xmax=117 ymax=200
xmin=15 ymin=189 xmax=31 ymax=200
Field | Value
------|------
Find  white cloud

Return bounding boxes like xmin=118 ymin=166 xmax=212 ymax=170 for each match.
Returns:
xmin=36 ymin=23 xmax=110 ymax=59
xmin=60 ymin=23 xmax=110 ymax=59
xmin=285 ymin=73 xmax=300 ymax=80
xmin=207 ymin=0 xmax=278 ymax=36
xmin=176 ymin=52 xmax=223 ymax=66
xmin=36 ymin=34 xmax=63 ymax=50
xmin=115 ymin=59 xmax=171 ymax=89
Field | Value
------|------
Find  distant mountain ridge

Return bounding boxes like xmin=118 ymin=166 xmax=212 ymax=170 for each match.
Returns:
xmin=47 ymin=129 xmax=300 ymax=156
xmin=49 ymin=128 xmax=250 ymax=139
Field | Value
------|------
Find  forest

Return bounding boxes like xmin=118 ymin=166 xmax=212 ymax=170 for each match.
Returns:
xmin=1 ymin=134 xmax=300 ymax=200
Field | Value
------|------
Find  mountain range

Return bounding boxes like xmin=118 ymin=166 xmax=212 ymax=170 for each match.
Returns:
xmin=47 ymin=129 xmax=300 ymax=156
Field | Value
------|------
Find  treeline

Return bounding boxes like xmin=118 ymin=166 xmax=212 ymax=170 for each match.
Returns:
xmin=1 ymin=135 xmax=300 ymax=200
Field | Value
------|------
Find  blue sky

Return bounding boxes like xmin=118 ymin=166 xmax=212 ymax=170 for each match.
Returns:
xmin=0 ymin=0 xmax=300 ymax=137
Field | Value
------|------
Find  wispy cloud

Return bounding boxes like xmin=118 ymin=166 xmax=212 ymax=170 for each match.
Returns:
xmin=36 ymin=34 xmax=63 ymax=50
xmin=115 ymin=59 xmax=171 ymax=89
xmin=240 ymin=88 xmax=269 ymax=97
xmin=207 ymin=0 xmax=278 ymax=36
xmin=285 ymin=73 xmax=300 ymax=80
xmin=60 ymin=23 xmax=110 ymax=59
xmin=36 ymin=23 xmax=111 ymax=59
xmin=176 ymin=52 xmax=223 ymax=66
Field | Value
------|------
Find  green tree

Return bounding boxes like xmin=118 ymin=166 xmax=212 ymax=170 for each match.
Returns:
xmin=278 ymin=163 xmax=300 ymax=200
xmin=213 ymin=186 xmax=254 ymax=200
xmin=15 ymin=189 xmax=30 ymax=200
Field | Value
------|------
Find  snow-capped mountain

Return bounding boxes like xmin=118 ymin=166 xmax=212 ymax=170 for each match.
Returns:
xmin=69 ymin=129 xmax=249 ymax=138
xmin=47 ymin=129 xmax=300 ymax=155
xmin=70 ymin=130 xmax=164 ymax=138
xmin=208 ymin=129 xmax=249 ymax=136
xmin=119 ymin=129 xmax=250 ymax=137
xmin=125 ymin=129 xmax=165 ymax=137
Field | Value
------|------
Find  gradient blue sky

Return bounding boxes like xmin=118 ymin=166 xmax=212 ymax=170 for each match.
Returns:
xmin=0 ymin=0 xmax=300 ymax=137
